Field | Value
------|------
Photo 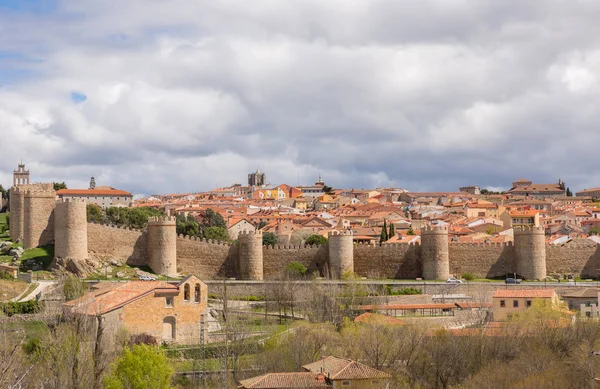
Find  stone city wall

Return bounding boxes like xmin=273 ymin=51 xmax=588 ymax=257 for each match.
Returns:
xmin=354 ymin=243 xmax=421 ymax=279
xmin=546 ymin=244 xmax=600 ymax=278
xmin=263 ymin=244 xmax=328 ymax=279
xmin=87 ymin=223 xmax=148 ymax=266
xmin=176 ymin=236 xmax=237 ymax=279
xmin=449 ymin=242 xmax=515 ymax=279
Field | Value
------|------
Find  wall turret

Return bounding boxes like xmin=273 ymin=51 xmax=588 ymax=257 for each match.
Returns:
xmin=147 ymin=216 xmax=177 ymax=276
xmin=23 ymin=186 xmax=56 ymax=249
xmin=9 ymin=186 xmax=26 ymax=242
xmin=54 ymin=198 xmax=88 ymax=261
xmin=514 ymin=226 xmax=546 ymax=280
xmin=238 ymin=230 xmax=263 ymax=280
xmin=328 ymin=230 xmax=354 ymax=279
xmin=421 ymin=225 xmax=450 ymax=280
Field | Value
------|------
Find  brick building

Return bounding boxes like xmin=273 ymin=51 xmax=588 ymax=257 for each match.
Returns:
xmin=64 ymin=275 xmax=207 ymax=345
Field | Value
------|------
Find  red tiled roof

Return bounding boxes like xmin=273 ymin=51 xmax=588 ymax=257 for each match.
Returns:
xmin=356 ymin=303 xmax=456 ymax=311
xmin=57 ymin=189 xmax=132 ymax=196
xmin=302 ymin=356 xmax=391 ymax=380
xmin=239 ymin=372 xmax=329 ymax=388
xmin=354 ymin=312 xmax=406 ymax=325
xmin=492 ymin=289 xmax=556 ymax=299
xmin=64 ymin=281 xmax=178 ymax=316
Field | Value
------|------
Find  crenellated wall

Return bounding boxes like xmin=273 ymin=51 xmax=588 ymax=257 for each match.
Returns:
xmin=263 ymin=244 xmax=328 ymax=279
xmin=176 ymin=235 xmax=238 ymax=279
xmin=54 ymin=198 xmax=88 ymax=261
xmin=449 ymin=242 xmax=515 ymax=278
xmin=23 ymin=187 xmax=56 ymax=249
xmin=147 ymin=216 xmax=177 ymax=276
xmin=87 ymin=223 xmax=148 ymax=265
xmin=354 ymin=243 xmax=421 ymax=279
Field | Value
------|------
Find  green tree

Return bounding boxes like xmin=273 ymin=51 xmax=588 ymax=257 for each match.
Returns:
xmin=379 ymin=220 xmax=388 ymax=245
xmin=87 ymin=203 xmax=104 ymax=223
xmin=305 ymin=234 xmax=327 ymax=246
xmin=63 ymin=273 xmax=86 ymax=301
xmin=322 ymin=185 xmax=334 ymax=194
xmin=285 ymin=261 xmax=308 ymax=279
xmin=103 ymin=344 xmax=173 ymax=389
xmin=176 ymin=214 xmax=199 ymax=237
xmin=0 ymin=184 xmax=8 ymax=203
xmin=566 ymin=187 xmax=573 ymax=197
xmin=202 ymin=208 xmax=226 ymax=229
xmin=203 ymin=226 xmax=229 ymax=241
xmin=257 ymin=221 xmax=267 ymax=230
xmin=263 ymin=232 xmax=278 ymax=247
xmin=53 ymin=182 xmax=67 ymax=191
xmin=590 ymin=227 xmax=600 ymax=236
xmin=388 ymin=222 xmax=395 ymax=239
xmin=407 ymin=226 xmax=416 ymax=236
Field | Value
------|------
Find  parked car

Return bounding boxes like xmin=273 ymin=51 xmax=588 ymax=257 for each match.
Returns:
xmin=138 ymin=275 xmax=156 ymax=281
xmin=446 ymin=277 xmax=463 ymax=284
xmin=505 ymin=277 xmax=521 ymax=284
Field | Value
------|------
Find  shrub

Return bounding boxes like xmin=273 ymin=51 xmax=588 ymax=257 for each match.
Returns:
xmin=129 ymin=333 xmax=158 ymax=346
xmin=462 ymin=273 xmax=475 ymax=281
xmin=0 ymin=270 xmax=13 ymax=280
xmin=385 ymin=285 xmax=423 ymax=295
xmin=22 ymin=337 xmax=41 ymax=354
xmin=262 ymin=232 xmax=278 ymax=247
xmin=0 ymin=300 xmax=43 ymax=316
xmin=285 ymin=261 xmax=308 ymax=279
xmin=305 ymin=234 xmax=328 ymax=246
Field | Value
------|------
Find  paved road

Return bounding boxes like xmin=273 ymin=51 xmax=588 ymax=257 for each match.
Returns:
xmin=11 ymin=280 xmax=56 ymax=302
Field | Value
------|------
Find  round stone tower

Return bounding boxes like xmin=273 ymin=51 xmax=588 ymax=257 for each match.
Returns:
xmin=54 ymin=198 xmax=88 ymax=261
xmin=514 ymin=226 xmax=547 ymax=280
xmin=421 ymin=225 xmax=450 ymax=280
xmin=8 ymin=186 xmax=26 ymax=242
xmin=238 ymin=230 xmax=263 ymax=280
xmin=147 ymin=216 xmax=177 ymax=277
xmin=23 ymin=186 xmax=56 ymax=249
xmin=328 ymin=230 xmax=354 ymax=279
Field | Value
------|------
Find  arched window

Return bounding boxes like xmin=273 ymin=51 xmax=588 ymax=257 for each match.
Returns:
xmin=194 ymin=284 xmax=201 ymax=303
xmin=184 ymin=284 xmax=190 ymax=301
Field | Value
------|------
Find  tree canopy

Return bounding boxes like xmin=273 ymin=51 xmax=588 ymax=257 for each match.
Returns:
xmin=263 ymin=232 xmax=278 ymax=246
xmin=305 ymin=234 xmax=328 ymax=246
xmin=103 ymin=344 xmax=173 ymax=389
xmin=53 ymin=182 xmax=67 ymax=191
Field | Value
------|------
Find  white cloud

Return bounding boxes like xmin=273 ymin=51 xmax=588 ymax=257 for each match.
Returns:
xmin=1 ymin=1 xmax=600 ymax=194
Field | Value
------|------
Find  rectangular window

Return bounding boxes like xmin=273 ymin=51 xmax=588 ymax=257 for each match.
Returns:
xmin=500 ymin=300 xmax=505 ymax=308
xmin=526 ymin=300 xmax=532 ymax=307
xmin=166 ymin=297 xmax=174 ymax=308
xmin=342 ymin=381 xmax=351 ymax=386
xmin=513 ymin=300 xmax=519 ymax=308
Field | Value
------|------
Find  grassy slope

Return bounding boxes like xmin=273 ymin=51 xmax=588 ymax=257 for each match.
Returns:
xmin=0 ymin=279 xmax=28 ymax=301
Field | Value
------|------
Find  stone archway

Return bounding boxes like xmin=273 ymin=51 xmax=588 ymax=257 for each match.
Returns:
xmin=162 ymin=316 xmax=176 ymax=341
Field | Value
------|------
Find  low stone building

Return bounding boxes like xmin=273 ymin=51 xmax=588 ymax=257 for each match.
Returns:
xmin=491 ymin=289 xmax=559 ymax=321
xmin=64 ymin=275 xmax=207 ymax=345
xmin=239 ymin=356 xmax=391 ymax=389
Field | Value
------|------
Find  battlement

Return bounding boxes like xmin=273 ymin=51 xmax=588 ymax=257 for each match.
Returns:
xmin=88 ymin=221 xmax=146 ymax=233
xmin=328 ymin=230 xmax=353 ymax=237
xmin=513 ymin=225 xmax=545 ymax=234
xmin=177 ymin=234 xmax=233 ymax=246
xmin=239 ymin=230 xmax=263 ymax=237
xmin=57 ymin=198 xmax=87 ymax=205
xmin=422 ymin=225 xmax=449 ymax=233
xmin=147 ymin=216 xmax=176 ymax=225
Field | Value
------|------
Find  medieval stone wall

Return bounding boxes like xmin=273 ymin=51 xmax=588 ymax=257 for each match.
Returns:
xmin=354 ymin=243 xmax=421 ymax=279
xmin=87 ymin=223 xmax=148 ymax=265
xmin=263 ymin=244 xmax=328 ymax=279
xmin=238 ymin=231 xmax=263 ymax=280
xmin=54 ymin=198 xmax=88 ymax=260
xmin=449 ymin=243 xmax=515 ymax=278
xmin=546 ymin=244 xmax=600 ymax=278
xmin=147 ymin=216 xmax=177 ymax=276
xmin=23 ymin=187 xmax=56 ymax=249
xmin=176 ymin=236 xmax=238 ymax=279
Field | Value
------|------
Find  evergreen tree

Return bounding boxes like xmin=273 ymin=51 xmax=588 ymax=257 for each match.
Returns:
xmin=566 ymin=187 xmax=573 ymax=197
xmin=389 ymin=222 xmax=395 ymax=239
xmin=380 ymin=219 xmax=388 ymax=245
xmin=407 ymin=226 xmax=415 ymax=236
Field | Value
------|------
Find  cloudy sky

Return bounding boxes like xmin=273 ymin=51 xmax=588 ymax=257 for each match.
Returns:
xmin=1 ymin=0 xmax=599 ymax=195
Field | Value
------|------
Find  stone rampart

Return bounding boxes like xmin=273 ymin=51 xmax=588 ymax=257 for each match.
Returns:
xmin=54 ymin=198 xmax=88 ymax=261
xmin=238 ymin=231 xmax=263 ymax=280
xmin=87 ymin=222 xmax=148 ymax=265
xmin=354 ymin=243 xmax=421 ymax=279
xmin=328 ymin=230 xmax=354 ymax=278
xmin=23 ymin=186 xmax=56 ymax=249
xmin=176 ymin=235 xmax=237 ymax=278
xmin=449 ymin=242 xmax=515 ymax=278
xmin=263 ymin=244 xmax=328 ymax=279
xmin=546 ymin=244 xmax=600 ymax=278
xmin=147 ymin=216 xmax=177 ymax=276
xmin=421 ymin=226 xmax=450 ymax=280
